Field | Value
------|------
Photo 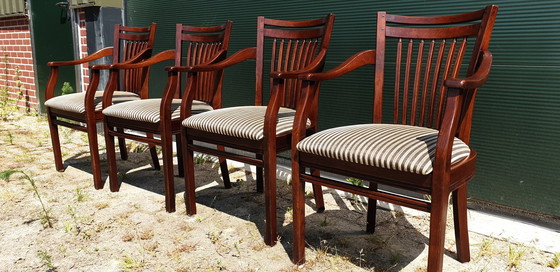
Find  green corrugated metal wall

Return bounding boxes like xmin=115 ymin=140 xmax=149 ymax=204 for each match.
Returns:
xmin=125 ymin=0 xmax=560 ymax=217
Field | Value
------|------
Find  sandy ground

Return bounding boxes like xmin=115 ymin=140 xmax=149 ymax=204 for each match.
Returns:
xmin=0 ymin=113 xmax=559 ymax=272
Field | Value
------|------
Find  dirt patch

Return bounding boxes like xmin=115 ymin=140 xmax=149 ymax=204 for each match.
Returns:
xmin=0 ymin=113 xmax=558 ymax=272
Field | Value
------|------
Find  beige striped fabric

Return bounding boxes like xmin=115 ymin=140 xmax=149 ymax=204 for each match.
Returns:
xmin=102 ymin=99 xmax=213 ymax=123
xmin=182 ymin=106 xmax=311 ymax=140
xmin=45 ymin=91 xmax=140 ymax=114
xmin=296 ymin=124 xmax=471 ymax=175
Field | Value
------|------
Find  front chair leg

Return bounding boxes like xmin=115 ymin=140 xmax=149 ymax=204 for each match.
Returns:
xmin=161 ymin=131 xmax=176 ymax=213
xmin=427 ymin=188 xmax=450 ymax=272
xmin=452 ymin=185 xmax=471 ymax=262
xmin=104 ymin=123 xmax=120 ymax=192
xmin=47 ymin=111 xmax=64 ymax=172
xmin=86 ymin=118 xmax=104 ymax=190
xmin=182 ymin=129 xmax=197 ymax=215
xmin=291 ymin=157 xmax=306 ymax=265
xmin=263 ymin=150 xmax=278 ymax=246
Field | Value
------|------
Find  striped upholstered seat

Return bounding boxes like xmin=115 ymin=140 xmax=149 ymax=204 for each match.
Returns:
xmin=182 ymin=106 xmax=311 ymax=141
xmin=296 ymin=124 xmax=471 ymax=175
xmin=44 ymin=91 xmax=140 ymax=114
xmin=102 ymin=99 xmax=213 ymax=124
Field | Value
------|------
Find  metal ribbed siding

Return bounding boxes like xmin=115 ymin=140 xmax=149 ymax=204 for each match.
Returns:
xmin=0 ymin=0 xmax=25 ymax=18
xmin=125 ymin=0 xmax=560 ymax=217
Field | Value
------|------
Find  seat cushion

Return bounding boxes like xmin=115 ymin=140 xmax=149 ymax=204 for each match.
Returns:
xmin=102 ymin=99 xmax=213 ymax=123
xmin=44 ymin=91 xmax=140 ymax=114
xmin=296 ymin=124 xmax=471 ymax=175
xmin=182 ymin=106 xmax=311 ymax=141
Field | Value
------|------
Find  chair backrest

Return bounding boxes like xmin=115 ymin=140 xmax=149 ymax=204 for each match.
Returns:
xmin=175 ymin=22 xmax=232 ymax=107
xmin=374 ymin=5 xmax=498 ymax=143
xmin=256 ymin=14 xmax=335 ymax=108
xmin=113 ymin=23 xmax=157 ymax=95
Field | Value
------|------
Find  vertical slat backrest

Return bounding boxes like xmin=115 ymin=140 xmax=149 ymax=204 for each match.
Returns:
xmin=113 ymin=23 xmax=156 ymax=96
xmin=374 ymin=6 xmax=497 ymax=140
xmin=256 ymin=14 xmax=335 ymax=109
xmin=176 ymin=22 xmax=232 ymax=107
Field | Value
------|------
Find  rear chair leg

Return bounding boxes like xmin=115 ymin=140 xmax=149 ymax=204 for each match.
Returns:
xmin=116 ymin=127 xmax=128 ymax=160
xmin=146 ymin=133 xmax=161 ymax=170
xmin=310 ymin=168 xmax=325 ymax=212
xmin=366 ymin=182 xmax=378 ymax=233
xmin=217 ymin=145 xmax=231 ymax=188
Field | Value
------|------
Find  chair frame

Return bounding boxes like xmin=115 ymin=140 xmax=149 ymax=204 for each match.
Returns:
xmin=103 ymin=22 xmax=233 ymax=213
xmin=176 ymin=14 xmax=335 ymax=246
xmin=291 ymin=6 xmax=498 ymax=271
xmin=46 ymin=23 xmax=157 ymax=189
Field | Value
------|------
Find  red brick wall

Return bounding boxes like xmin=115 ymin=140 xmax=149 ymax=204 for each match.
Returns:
xmin=0 ymin=16 xmax=36 ymax=112
xmin=77 ymin=9 xmax=90 ymax=93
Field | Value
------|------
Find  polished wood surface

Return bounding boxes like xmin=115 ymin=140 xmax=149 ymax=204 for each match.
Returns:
xmin=46 ymin=23 xmax=157 ymax=189
xmin=179 ymin=14 xmax=335 ymax=246
xmin=291 ymin=6 xmax=498 ymax=272
xmin=103 ymin=22 xmax=233 ymax=213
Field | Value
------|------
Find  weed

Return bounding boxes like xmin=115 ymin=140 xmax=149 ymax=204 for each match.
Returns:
xmin=194 ymin=154 xmax=214 ymax=164
xmin=320 ymin=216 xmax=328 ymax=227
xmin=120 ymin=254 xmax=144 ymax=271
xmin=66 ymin=204 xmax=81 ymax=235
xmin=75 ymin=187 xmax=88 ymax=202
xmin=0 ymin=170 xmax=53 ymax=227
xmin=346 ymin=177 xmax=365 ymax=202
xmin=548 ymin=252 xmax=560 ymax=268
xmin=357 ymin=248 xmax=365 ymax=267
xmin=37 ymin=250 xmax=57 ymax=271
xmin=6 ymin=131 xmax=13 ymax=144
xmin=60 ymin=82 xmax=74 ymax=95
xmin=207 ymin=231 xmax=222 ymax=244
xmin=507 ymin=243 xmax=524 ymax=269
xmin=129 ymin=141 xmax=149 ymax=153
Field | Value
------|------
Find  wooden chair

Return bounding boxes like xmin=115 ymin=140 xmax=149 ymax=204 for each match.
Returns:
xmin=45 ymin=23 xmax=157 ymax=190
xmin=177 ymin=14 xmax=335 ymax=246
xmin=291 ymin=6 xmax=498 ymax=271
xmin=102 ymin=22 xmax=233 ymax=213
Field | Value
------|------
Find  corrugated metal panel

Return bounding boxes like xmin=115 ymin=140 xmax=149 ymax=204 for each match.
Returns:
xmin=125 ymin=0 xmax=560 ymax=217
xmin=69 ymin=0 xmax=122 ymax=9
xmin=0 ymin=0 xmax=25 ymax=18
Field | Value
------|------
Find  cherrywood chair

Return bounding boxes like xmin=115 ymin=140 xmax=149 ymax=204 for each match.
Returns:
xmin=291 ymin=6 xmax=498 ymax=271
xmin=102 ymin=22 xmax=233 ymax=213
xmin=45 ymin=23 xmax=157 ymax=190
xmin=176 ymin=14 xmax=335 ymax=246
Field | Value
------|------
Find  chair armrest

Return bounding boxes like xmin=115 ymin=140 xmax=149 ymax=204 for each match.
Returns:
xmin=108 ymin=49 xmax=175 ymax=70
xmin=47 ymin=47 xmax=113 ymax=67
xmin=269 ymin=49 xmax=328 ymax=79
xmin=166 ymin=47 xmax=256 ymax=72
xmin=445 ymin=50 xmax=492 ymax=90
xmin=297 ymin=50 xmax=376 ymax=81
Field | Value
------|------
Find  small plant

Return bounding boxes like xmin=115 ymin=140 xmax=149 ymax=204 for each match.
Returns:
xmin=120 ymin=254 xmax=144 ymax=271
xmin=37 ymin=249 xmax=56 ymax=271
xmin=6 ymin=131 xmax=13 ymax=144
xmin=207 ymin=231 xmax=222 ymax=244
xmin=320 ymin=216 xmax=328 ymax=227
xmin=194 ymin=154 xmax=214 ymax=164
xmin=507 ymin=243 xmax=524 ymax=269
xmin=75 ymin=187 xmax=88 ymax=202
xmin=548 ymin=252 xmax=560 ymax=268
xmin=346 ymin=177 xmax=365 ymax=202
xmin=60 ymin=82 xmax=74 ymax=95
xmin=0 ymin=170 xmax=53 ymax=228
xmin=66 ymin=204 xmax=81 ymax=235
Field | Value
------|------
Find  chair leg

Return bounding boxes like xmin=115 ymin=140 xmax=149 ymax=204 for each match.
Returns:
xmin=161 ymin=131 xmax=176 ymax=213
xmin=366 ymin=182 xmax=378 ymax=233
xmin=146 ymin=133 xmax=161 ymax=171
xmin=427 ymin=188 xmax=450 ymax=272
xmin=452 ymin=185 xmax=471 ymax=263
xmin=46 ymin=111 xmax=64 ymax=172
xmin=256 ymin=154 xmax=264 ymax=193
xmin=85 ymin=118 xmax=104 ymax=190
xmin=104 ymin=123 xmax=120 ymax=192
xmin=116 ymin=128 xmax=128 ymax=160
xmin=176 ymin=135 xmax=184 ymax=177
xmin=263 ymin=149 xmax=278 ymax=246
xmin=217 ymin=145 xmax=231 ymax=188
xmin=310 ymin=168 xmax=325 ymax=213
xmin=291 ymin=157 xmax=306 ymax=265
xmin=182 ymin=130 xmax=197 ymax=215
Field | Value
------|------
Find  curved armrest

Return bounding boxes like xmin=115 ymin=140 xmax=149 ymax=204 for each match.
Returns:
xmin=445 ymin=50 xmax=493 ymax=89
xmin=166 ymin=47 xmax=256 ymax=72
xmin=108 ymin=49 xmax=175 ymax=69
xmin=48 ymin=47 xmax=113 ymax=67
xmin=298 ymin=50 xmax=376 ymax=81
xmin=269 ymin=49 xmax=328 ymax=79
